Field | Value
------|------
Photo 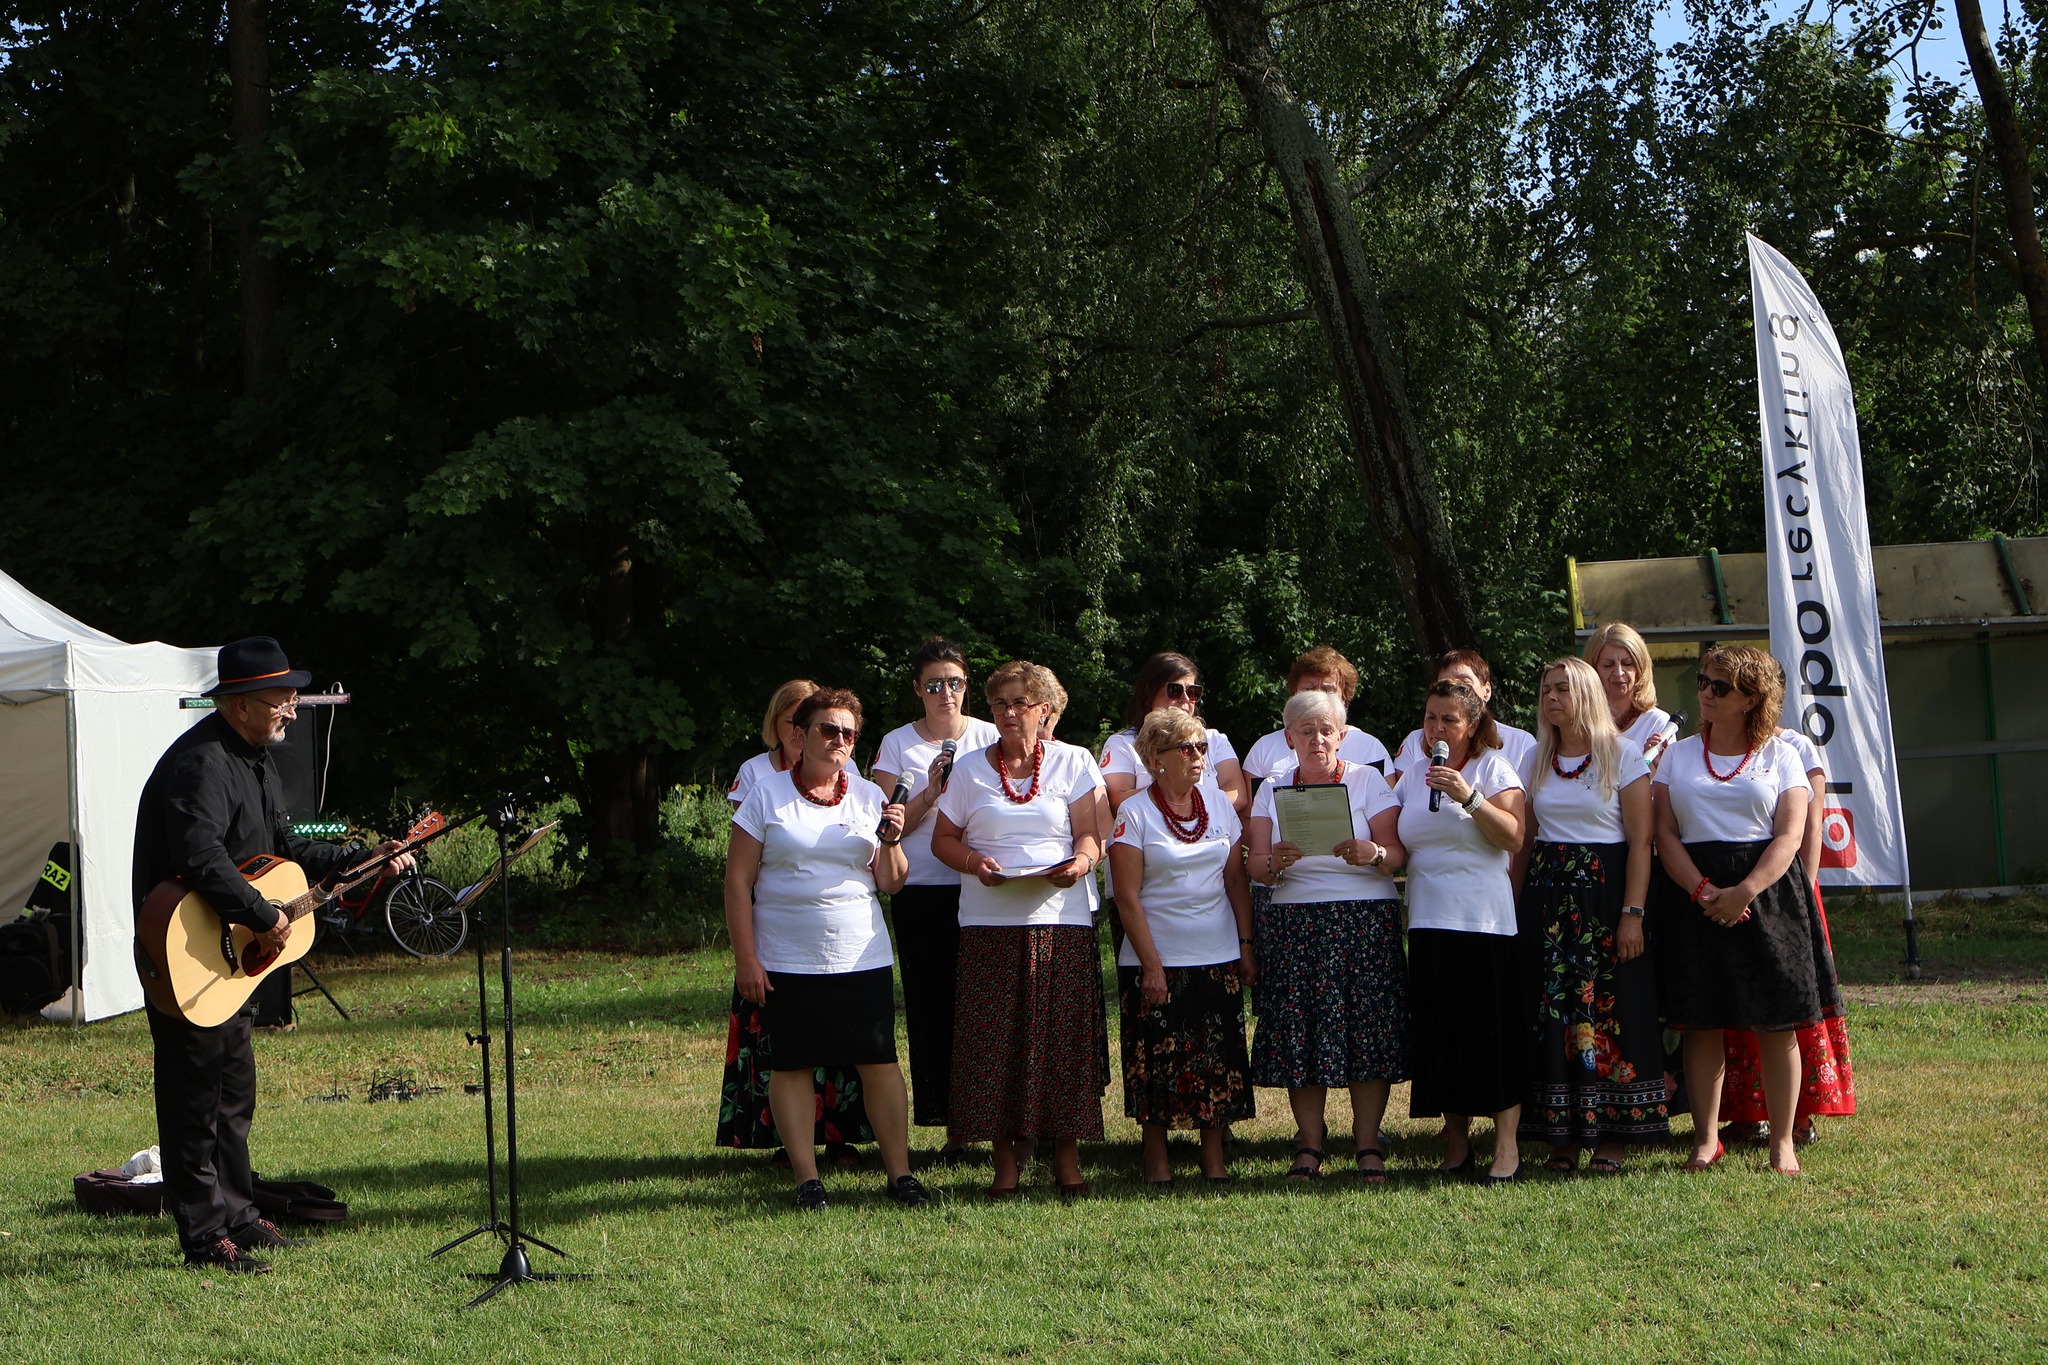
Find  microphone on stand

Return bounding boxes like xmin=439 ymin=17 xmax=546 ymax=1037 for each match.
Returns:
xmin=1427 ymin=740 xmax=1450 ymax=812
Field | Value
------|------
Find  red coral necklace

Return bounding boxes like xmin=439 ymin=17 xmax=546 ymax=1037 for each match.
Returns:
xmin=991 ymin=740 xmax=1045 ymax=803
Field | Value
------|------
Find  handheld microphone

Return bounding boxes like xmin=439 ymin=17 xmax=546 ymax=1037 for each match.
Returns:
xmin=1645 ymin=712 xmax=1685 ymax=764
xmin=879 ymin=779 xmax=911 ymax=844
xmin=1427 ymin=740 xmax=1450 ymax=812
xmin=939 ymin=738 xmax=958 ymax=788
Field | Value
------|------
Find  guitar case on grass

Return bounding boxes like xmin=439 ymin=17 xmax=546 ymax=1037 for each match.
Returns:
xmin=73 ymin=1170 xmax=348 ymax=1224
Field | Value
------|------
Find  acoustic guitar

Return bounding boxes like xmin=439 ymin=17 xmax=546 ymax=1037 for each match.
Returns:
xmin=135 ymin=812 xmax=446 ymax=1027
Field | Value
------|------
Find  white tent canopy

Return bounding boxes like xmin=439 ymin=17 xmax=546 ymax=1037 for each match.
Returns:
xmin=0 ymin=569 xmax=215 ymax=1022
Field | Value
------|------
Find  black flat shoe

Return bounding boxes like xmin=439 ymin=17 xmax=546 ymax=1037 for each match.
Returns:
xmin=793 ymin=1178 xmax=830 ymax=1211
xmin=931 ymin=1143 xmax=975 ymax=1168
xmin=1354 ymin=1147 xmax=1389 ymax=1184
xmin=1146 ymin=1177 xmax=1174 ymax=1191
xmin=1206 ymin=1173 xmax=1233 ymax=1188
xmin=885 ymin=1174 xmax=930 ymax=1208
xmin=1286 ymin=1147 xmax=1326 ymax=1181
xmin=1437 ymin=1153 xmax=1476 ymax=1178
xmin=1480 ymin=1166 xmax=1521 ymax=1186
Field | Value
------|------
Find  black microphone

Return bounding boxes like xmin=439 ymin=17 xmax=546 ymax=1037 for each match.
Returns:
xmin=938 ymin=738 xmax=958 ymax=788
xmin=878 ymin=779 xmax=911 ymax=844
xmin=1427 ymin=740 xmax=1450 ymax=812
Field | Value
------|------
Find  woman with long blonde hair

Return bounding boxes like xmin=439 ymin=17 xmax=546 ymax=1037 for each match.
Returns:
xmin=1520 ymin=658 xmax=1666 ymax=1174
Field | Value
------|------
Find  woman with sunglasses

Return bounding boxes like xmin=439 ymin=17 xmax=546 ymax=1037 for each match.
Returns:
xmin=1246 ymin=689 xmax=1409 ymax=1181
xmin=1652 ymin=646 xmax=1842 ymax=1175
xmin=1519 ymin=657 xmax=1667 ymax=1175
xmin=726 ymin=688 xmax=927 ymax=1211
xmin=1717 ymin=707 xmax=1856 ymax=1149
xmin=1396 ymin=679 xmax=1530 ymax=1183
xmin=870 ymin=638 xmax=1000 ymax=1161
xmin=1583 ymin=622 xmax=1679 ymax=770
xmin=717 ymin=679 xmax=874 ymax=1168
xmin=1392 ymin=650 xmax=1537 ymax=781
xmin=1112 ymin=707 xmax=1257 ymax=1187
xmin=931 ymin=660 xmax=1110 ymax=1199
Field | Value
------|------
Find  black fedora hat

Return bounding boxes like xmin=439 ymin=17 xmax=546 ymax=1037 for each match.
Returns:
xmin=204 ymin=636 xmax=313 ymax=697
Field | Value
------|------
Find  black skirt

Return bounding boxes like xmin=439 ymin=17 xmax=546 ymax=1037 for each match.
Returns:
xmin=760 ymin=966 xmax=898 ymax=1070
xmin=1653 ymin=841 xmax=1843 ymax=1033
xmin=890 ymin=883 xmax=964 ymax=1127
xmin=1408 ymin=928 xmax=1531 ymax=1119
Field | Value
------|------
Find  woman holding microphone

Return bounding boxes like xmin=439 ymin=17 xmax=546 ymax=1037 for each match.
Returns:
xmin=1395 ymin=679 xmax=1530 ymax=1182
xmin=725 ymin=688 xmax=927 ymax=1210
xmin=870 ymin=638 xmax=999 ymax=1157
xmin=1245 ymin=690 xmax=1408 ymax=1181
xmin=1112 ymin=708 xmax=1257 ymax=1187
xmin=1582 ymin=622 xmax=1678 ymax=769
xmin=931 ymin=661 xmax=1109 ymax=1199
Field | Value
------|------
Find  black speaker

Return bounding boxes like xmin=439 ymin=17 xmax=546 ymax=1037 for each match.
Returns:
xmin=271 ymin=705 xmax=336 ymax=819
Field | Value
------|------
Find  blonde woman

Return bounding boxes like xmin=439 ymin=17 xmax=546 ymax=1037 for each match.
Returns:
xmin=1582 ymin=622 xmax=1678 ymax=769
xmin=1111 ymin=708 xmax=1256 ymax=1187
xmin=1519 ymin=658 xmax=1666 ymax=1174
xmin=1652 ymin=646 xmax=1842 ymax=1175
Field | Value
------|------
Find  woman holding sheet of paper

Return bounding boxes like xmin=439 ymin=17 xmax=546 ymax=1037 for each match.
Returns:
xmin=1245 ymin=689 xmax=1408 ymax=1182
xmin=1395 ymin=679 xmax=1530 ymax=1183
xmin=930 ymin=660 xmax=1110 ymax=1199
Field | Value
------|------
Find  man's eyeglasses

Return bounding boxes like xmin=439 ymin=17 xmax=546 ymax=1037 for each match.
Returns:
xmin=1695 ymin=673 xmax=1737 ymax=699
xmin=922 ymin=677 xmax=968 ymax=695
xmin=246 ymin=694 xmax=298 ymax=714
xmin=812 ymin=722 xmax=860 ymax=744
xmin=1171 ymin=741 xmax=1210 ymax=759
xmin=1164 ymin=681 xmax=1204 ymax=703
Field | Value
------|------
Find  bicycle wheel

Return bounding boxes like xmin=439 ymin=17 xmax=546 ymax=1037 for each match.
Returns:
xmin=384 ymin=876 xmax=468 ymax=958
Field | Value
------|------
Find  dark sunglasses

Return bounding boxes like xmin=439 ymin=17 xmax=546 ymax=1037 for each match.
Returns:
xmin=1695 ymin=673 xmax=1738 ymax=699
xmin=1171 ymin=740 xmax=1210 ymax=759
xmin=1164 ymin=681 xmax=1204 ymax=703
xmin=812 ymin=721 xmax=860 ymax=743
xmin=922 ymin=677 xmax=967 ymax=695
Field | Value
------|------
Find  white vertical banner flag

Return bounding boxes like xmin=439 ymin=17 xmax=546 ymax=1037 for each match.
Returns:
xmin=1748 ymin=232 xmax=1910 ymax=887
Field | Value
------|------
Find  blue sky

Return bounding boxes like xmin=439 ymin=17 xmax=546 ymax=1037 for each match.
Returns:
xmin=1651 ymin=1 xmax=1973 ymax=120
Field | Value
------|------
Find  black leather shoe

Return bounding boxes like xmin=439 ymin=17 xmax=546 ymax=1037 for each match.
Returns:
xmin=230 ymin=1218 xmax=300 ymax=1252
xmin=794 ymin=1178 xmax=830 ymax=1211
xmin=885 ymin=1174 xmax=931 ymax=1208
xmin=185 ymin=1236 xmax=272 ymax=1275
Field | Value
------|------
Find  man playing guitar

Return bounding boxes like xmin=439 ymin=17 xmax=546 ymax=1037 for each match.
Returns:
xmin=132 ymin=636 xmax=413 ymax=1273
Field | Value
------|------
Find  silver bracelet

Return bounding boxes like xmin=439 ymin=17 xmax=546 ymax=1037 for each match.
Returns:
xmin=1459 ymin=788 xmax=1482 ymax=814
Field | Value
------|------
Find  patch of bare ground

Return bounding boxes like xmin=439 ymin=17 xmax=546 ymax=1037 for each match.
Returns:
xmin=1845 ymin=975 xmax=2048 ymax=1006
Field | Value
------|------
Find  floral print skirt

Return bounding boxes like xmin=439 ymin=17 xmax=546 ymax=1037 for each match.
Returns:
xmin=1117 ymin=962 xmax=1255 ymax=1129
xmin=1517 ymin=841 xmax=1670 ymax=1145
xmin=715 ymin=987 xmax=876 ymax=1150
xmin=1250 ymin=897 xmax=1408 ymax=1088
xmin=949 ymin=924 xmax=1109 ymax=1141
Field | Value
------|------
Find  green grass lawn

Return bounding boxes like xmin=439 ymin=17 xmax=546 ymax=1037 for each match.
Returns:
xmin=2 ymin=898 xmax=2044 ymax=1363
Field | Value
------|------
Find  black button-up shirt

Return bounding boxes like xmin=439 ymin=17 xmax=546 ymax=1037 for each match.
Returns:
xmin=132 ymin=711 xmax=350 ymax=929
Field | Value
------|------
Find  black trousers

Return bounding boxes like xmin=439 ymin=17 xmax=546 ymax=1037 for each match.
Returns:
xmin=146 ymin=1003 xmax=261 ymax=1253
xmin=891 ymin=884 xmax=963 ymax=1128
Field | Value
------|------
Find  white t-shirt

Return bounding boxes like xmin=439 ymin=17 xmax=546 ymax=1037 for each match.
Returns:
xmin=1777 ymin=727 xmax=1826 ymax=778
xmin=1619 ymin=706 xmax=1674 ymax=754
xmin=726 ymin=749 xmax=856 ymax=807
xmin=1526 ymin=738 xmax=1650 ymax=845
xmin=1100 ymin=725 xmax=1237 ymax=898
xmin=1394 ymin=723 xmax=1537 ymax=783
xmin=731 ymin=770 xmax=892 ymax=974
xmin=1394 ymin=750 xmax=1524 ymax=936
xmin=1241 ymin=725 xmax=1391 ymax=785
xmin=1250 ymin=761 xmax=1401 ymax=904
xmin=1652 ymin=735 xmax=1805 ymax=843
xmin=1110 ymin=794 xmax=1243 ymax=967
xmin=935 ymin=741 xmax=1103 ymax=928
xmin=870 ymin=717 xmax=1001 ymax=885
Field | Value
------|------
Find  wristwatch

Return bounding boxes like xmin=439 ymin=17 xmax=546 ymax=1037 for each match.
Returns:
xmin=1368 ymin=845 xmax=1386 ymax=870
xmin=1621 ymin=905 xmax=1646 ymax=918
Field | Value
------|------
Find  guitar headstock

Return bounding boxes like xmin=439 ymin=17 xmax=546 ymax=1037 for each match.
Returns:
xmin=405 ymin=810 xmax=447 ymax=841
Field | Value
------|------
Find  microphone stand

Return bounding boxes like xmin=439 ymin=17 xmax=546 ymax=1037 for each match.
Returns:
xmin=440 ymin=780 xmax=588 ymax=1308
xmin=426 ymin=877 xmax=510 ymax=1260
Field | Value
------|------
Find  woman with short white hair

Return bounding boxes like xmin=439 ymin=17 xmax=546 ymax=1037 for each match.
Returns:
xmin=1245 ymin=688 xmax=1409 ymax=1182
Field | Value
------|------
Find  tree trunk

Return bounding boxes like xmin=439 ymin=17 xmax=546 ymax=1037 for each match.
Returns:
xmin=585 ymin=523 xmax=662 ymax=864
xmin=228 ymin=0 xmax=277 ymax=394
xmin=1956 ymin=0 xmax=2048 ymax=386
xmin=1196 ymin=0 xmax=1476 ymax=657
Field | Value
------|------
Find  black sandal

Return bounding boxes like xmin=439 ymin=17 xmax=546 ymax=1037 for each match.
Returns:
xmin=1354 ymin=1147 xmax=1388 ymax=1183
xmin=1287 ymin=1147 xmax=1325 ymax=1180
